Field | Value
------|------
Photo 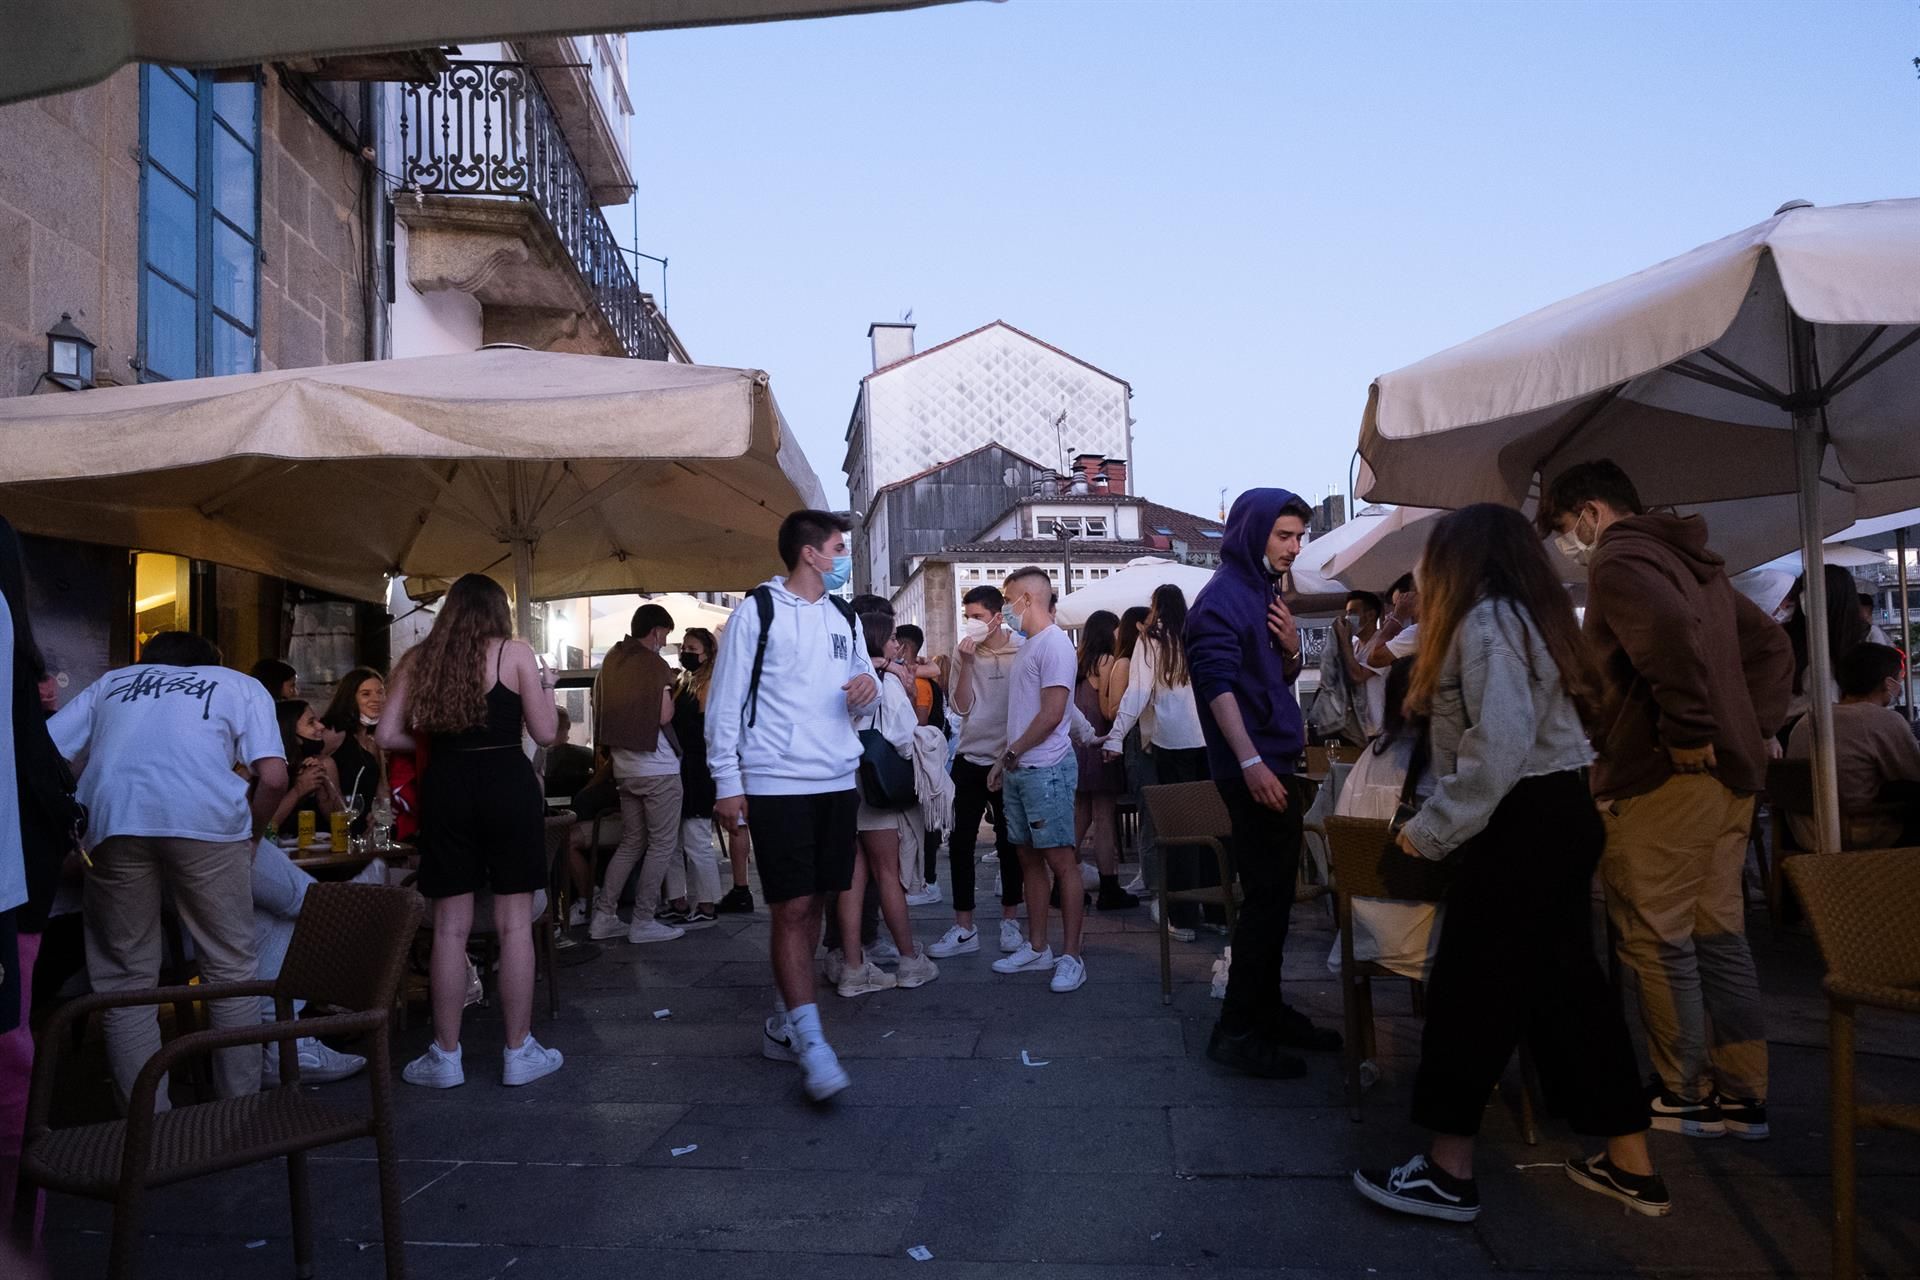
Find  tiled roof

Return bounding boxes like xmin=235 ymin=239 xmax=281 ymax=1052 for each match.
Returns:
xmin=1138 ymin=500 xmax=1225 ymax=547
xmin=865 ymin=441 xmax=1053 ymax=510
xmin=866 ymin=319 xmax=1132 ymax=389
xmin=933 ymin=538 xmax=1161 ymax=560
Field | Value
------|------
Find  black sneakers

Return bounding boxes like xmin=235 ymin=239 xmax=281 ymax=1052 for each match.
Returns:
xmin=1205 ymin=1022 xmax=1307 ymax=1080
xmin=1564 ymin=1154 xmax=1673 ymax=1217
xmin=717 ymin=886 xmax=755 ymax=914
xmin=1095 ymin=884 xmax=1141 ymax=911
xmin=1353 ymin=1155 xmax=1481 ymax=1223
xmin=1716 ymin=1094 xmax=1770 ymax=1140
xmin=1646 ymin=1080 xmax=1726 ymax=1138
xmin=1270 ymin=1004 xmax=1343 ymax=1052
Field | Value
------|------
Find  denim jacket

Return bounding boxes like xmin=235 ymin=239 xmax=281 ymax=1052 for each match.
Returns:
xmin=1403 ymin=597 xmax=1594 ymax=860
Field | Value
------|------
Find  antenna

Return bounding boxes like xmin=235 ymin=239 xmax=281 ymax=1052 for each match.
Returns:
xmin=1052 ymin=407 xmax=1070 ymax=475
xmin=1219 ymin=487 xmax=1227 ymax=521
xmin=901 ymin=307 xmax=914 ymax=324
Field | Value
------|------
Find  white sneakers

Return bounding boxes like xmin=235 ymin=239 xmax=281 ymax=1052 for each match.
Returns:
xmin=1050 ymin=954 xmax=1088 ymax=993
xmin=866 ymin=936 xmax=901 ymax=965
xmin=824 ymin=948 xmax=848 ymax=985
xmin=403 ymin=1038 xmax=564 ymax=1088
xmin=927 ymin=925 xmax=979 ymax=958
xmin=762 ymin=1015 xmax=798 ymax=1062
xmin=1149 ymin=897 xmax=1196 ymax=943
xmin=894 ymin=946 xmax=940 ymax=989
xmin=628 ymin=918 xmax=684 ymax=945
xmin=566 ymin=900 xmax=589 ymax=929
xmin=998 ymin=919 xmax=1026 ymax=953
xmin=402 ymin=1041 xmax=466 ymax=1089
xmin=588 ymin=900 xmax=686 ymax=944
xmin=262 ymin=1036 xmax=365 ymax=1086
xmin=906 ymin=883 xmax=943 ymax=907
xmin=992 ymin=943 xmax=1056 ymax=974
xmin=587 ymin=901 xmax=626 ymax=941
xmin=798 ymin=1041 xmax=850 ymax=1102
xmin=502 ymin=1036 xmax=564 ymax=1086
xmin=1122 ymin=873 xmax=1147 ymax=897
xmin=837 ymin=959 xmax=897 ymax=998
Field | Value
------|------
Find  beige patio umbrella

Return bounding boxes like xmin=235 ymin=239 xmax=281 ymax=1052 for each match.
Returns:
xmin=1357 ymin=197 xmax=1920 ymax=852
xmin=0 ymin=346 xmax=826 ymax=636
xmin=0 ymin=0 xmax=982 ymax=105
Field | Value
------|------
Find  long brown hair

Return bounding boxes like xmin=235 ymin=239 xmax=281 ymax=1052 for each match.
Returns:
xmin=1145 ymin=583 xmax=1190 ymax=689
xmin=1405 ymin=504 xmax=1599 ymax=731
xmin=404 ymin=573 xmax=513 ymax=733
xmin=1076 ymin=610 xmax=1120 ymax=684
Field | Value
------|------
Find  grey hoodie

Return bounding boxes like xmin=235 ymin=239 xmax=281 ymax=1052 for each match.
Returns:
xmin=1402 ymin=598 xmax=1594 ymax=859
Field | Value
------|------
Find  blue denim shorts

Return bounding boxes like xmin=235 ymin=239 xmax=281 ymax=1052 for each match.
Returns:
xmin=1002 ymin=756 xmax=1079 ymax=850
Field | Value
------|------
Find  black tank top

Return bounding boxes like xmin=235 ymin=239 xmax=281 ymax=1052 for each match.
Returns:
xmin=438 ymin=645 xmax=525 ymax=751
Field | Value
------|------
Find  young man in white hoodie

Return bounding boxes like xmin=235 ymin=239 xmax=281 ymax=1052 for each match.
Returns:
xmin=707 ymin=510 xmax=879 ymax=1102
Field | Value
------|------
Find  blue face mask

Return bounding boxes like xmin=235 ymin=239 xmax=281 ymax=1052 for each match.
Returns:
xmin=1001 ymin=603 xmax=1026 ymax=639
xmin=821 ymin=553 xmax=852 ymax=592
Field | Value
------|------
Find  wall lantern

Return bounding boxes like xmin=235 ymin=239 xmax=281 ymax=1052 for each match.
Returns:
xmin=45 ymin=313 xmax=96 ymax=391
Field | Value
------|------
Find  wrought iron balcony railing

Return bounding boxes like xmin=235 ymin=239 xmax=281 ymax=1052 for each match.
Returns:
xmin=398 ymin=61 xmax=668 ymax=361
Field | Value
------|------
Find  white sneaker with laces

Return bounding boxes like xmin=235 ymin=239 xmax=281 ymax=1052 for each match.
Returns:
xmin=906 ymin=883 xmax=943 ymax=907
xmin=1050 ymin=954 xmax=1088 ymax=993
xmin=263 ymin=1036 xmax=366 ymax=1086
xmin=837 ymin=959 xmax=898 ymax=998
xmin=894 ymin=946 xmax=940 ymax=989
xmin=566 ymin=900 xmax=589 ymax=928
xmin=402 ymin=1041 xmax=465 ymax=1089
xmin=762 ymin=1016 xmax=798 ymax=1063
xmin=502 ymin=1035 xmax=564 ymax=1086
xmin=798 ymin=1040 xmax=850 ymax=1101
xmin=1079 ymin=861 xmax=1100 ymax=892
xmin=1122 ymin=873 xmax=1147 ymax=896
xmin=1149 ymin=897 xmax=1196 ymax=943
xmin=992 ymin=943 xmax=1056 ymax=975
xmin=587 ymin=902 xmax=625 ymax=941
xmin=824 ymin=948 xmax=848 ymax=985
xmin=998 ymin=918 xmax=1026 ymax=953
xmin=627 ymin=919 xmax=685 ymax=945
xmin=927 ymin=925 xmax=979 ymax=958
xmin=866 ymin=936 xmax=901 ymax=965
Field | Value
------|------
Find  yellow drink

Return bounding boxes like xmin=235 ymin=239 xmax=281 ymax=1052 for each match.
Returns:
xmin=297 ymin=809 xmax=316 ymax=847
xmin=330 ymin=811 xmax=349 ymax=853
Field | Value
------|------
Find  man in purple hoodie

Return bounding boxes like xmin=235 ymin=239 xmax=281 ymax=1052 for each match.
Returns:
xmin=1187 ymin=488 xmax=1342 ymax=1080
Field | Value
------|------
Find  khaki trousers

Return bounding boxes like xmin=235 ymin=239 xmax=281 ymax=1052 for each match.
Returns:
xmin=597 ymin=773 xmax=683 ymax=915
xmin=84 ymin=836 xmax=262 ymax=1112
xmin=1601 ymin=773 xmax=1767 ymax=1101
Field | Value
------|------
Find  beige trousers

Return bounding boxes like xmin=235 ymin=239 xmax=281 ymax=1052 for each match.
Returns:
xmin=597 ymin=773 xmax=683 ymax=915
xmin=84 ymin=836 xmax=263 ymax=1112
xmin=1601 ymin=772 xmax=1767 ymax=1102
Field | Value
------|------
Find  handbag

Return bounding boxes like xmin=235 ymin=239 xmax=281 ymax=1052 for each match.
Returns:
xmin=858 ymin=728 xmax=917 ymax=810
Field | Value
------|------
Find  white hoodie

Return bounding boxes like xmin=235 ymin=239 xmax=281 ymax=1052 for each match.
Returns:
xmin=706 ymin=577 xmax=877 ymax=799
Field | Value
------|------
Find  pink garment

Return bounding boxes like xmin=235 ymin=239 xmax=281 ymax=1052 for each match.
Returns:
xmin=0 ymin=930 xmax=42 ymax=1237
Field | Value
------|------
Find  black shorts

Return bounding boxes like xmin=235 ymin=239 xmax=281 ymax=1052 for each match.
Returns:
xmin=746 ymin=790 xmax=858 ymax=905
xmin=416 ymin=749 xmax=548 ymax=899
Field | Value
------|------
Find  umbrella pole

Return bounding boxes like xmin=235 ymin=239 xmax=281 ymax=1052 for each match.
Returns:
xmin=512 ymin=538 xmax=536 ymax=643
xmin=1900 ymin=529 xmax=1914 ymax=716
xmin=1790 ymin=317 xmax=1843 ymax=853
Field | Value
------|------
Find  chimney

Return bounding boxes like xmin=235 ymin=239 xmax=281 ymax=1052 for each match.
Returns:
xmin=1103 ymin=458 xmax=1128 ymax=495
xmin=868 ymin=321 xmax=916 ymax=371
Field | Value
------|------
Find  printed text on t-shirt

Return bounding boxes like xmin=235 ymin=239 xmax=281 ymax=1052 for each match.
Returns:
xmin=107 ymin=669 xmax=221 ymax=720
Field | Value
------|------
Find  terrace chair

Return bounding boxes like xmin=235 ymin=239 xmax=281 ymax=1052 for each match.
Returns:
xmin=1764 ymin=757 xmax=1816 ymax=923
xmin=1325 ymin=816 xmax=1541 ymax=1142
xmin=1783 ymin=849 xmax=1920 ymax=1280
xmin=456 ymin=814 xmax=572 ymax=1021
xmin=14 ymin=882 xmax=423 ymax=1280
xmin=1141 ymin=781 xmax=1239 ymax=1005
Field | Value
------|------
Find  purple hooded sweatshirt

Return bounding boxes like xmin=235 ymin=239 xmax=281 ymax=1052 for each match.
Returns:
xmin=1186 ymin=487 xmax=1307 ymax=780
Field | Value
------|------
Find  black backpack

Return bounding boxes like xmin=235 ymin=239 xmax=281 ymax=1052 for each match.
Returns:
xmin=745 ymin=586 xmax=860 ymax=728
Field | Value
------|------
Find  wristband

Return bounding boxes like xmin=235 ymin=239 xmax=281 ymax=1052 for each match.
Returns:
xmin=1238 ymin=755 xmax=1263 ymax=771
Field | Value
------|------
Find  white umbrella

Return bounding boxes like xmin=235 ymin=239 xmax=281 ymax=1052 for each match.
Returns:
xmin=0 ymin=0 xmax=980 ymax=105
xmin=1056 ymin=557 xmax=1214 ymax=629
xmin=0 ymin=347 xmax=826 ymax=636
xmin=1358 ymin=197 xmax=1920 ymax=851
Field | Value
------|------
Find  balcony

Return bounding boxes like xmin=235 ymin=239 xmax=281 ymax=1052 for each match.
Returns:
xmin=396 ymin=61 xmax=669 ymax=361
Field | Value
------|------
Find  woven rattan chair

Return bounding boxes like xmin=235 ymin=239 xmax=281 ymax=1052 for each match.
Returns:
xmin=13 ymin=883 xmax=423 ymax=1280
xmin=1141 ymin=781 xmax=1239 ymax=1004
xmin=1782 ymin=849 xmax=1920 ymax=1280
xmin=1325 ymin=816 xmax=1541 ymax=1141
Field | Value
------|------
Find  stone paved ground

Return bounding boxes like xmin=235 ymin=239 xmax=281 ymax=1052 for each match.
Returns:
xmin=29 ymin=854 xmax=1920 ymax=1279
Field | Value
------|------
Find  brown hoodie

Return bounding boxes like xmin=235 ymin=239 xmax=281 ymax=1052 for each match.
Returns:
xmin=593 ymin=638 xmax=678 ymax=755
xmin=1583 ymin=513 xmax=1793 ymax=801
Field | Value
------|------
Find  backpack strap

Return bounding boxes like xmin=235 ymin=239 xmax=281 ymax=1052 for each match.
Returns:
xmin=746 ymin=586 xmax=775 ymax=728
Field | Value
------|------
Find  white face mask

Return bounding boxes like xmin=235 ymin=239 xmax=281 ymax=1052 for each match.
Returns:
xmin=1553 ymin=510 xmax=1600 ymax=566
xmin=359 ymin=713 xmax=380 ymax=728
xmin=959 ymin=617 xmax=990 ymax=644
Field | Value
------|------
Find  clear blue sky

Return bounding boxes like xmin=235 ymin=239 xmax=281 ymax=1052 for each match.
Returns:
xmin=621 ymin=0 xmax=1916 ymax=522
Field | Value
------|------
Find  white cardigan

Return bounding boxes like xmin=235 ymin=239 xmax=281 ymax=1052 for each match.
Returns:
xmin=1103 ymin=636 xmax=1205 ymax=752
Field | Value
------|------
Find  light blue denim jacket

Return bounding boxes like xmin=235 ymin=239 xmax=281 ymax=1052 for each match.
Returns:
xmin=1403 ymin=597 xmax=1594 ymax=860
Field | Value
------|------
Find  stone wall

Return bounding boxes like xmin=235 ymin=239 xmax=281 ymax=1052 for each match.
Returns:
xmin=0 ymin=64 xmax=368 ymax=397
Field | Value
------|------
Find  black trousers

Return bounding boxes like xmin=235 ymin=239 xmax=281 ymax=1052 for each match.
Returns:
xmin=948 ymin=757 xmax=1019 ymax=914
xmin=1218 ymin=772 xmax=1308 ymax=1036
xmin=1411 ymin=770 xmax=1648 ymax=1139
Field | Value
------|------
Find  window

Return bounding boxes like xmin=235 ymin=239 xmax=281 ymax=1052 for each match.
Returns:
xmin=1084 ymin=517 xmax=1107 ymax=538
xmin=140 ymin=66 xmax=260 ymax=381
xmin=1202 ymin=530 xmax=1223 ymax=539
xmin=1153 ymin=526 xmax=1174 ymax=536
xmin=1034 ymin=517 xmax=1056 ymax=537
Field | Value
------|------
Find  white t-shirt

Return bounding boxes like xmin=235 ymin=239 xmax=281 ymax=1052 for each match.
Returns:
xmin=1007 ymin=624 xmax=1076 ymax=769
xmin=1353 ymin=632 xmax=1389 ymax=739
xmin=51 ymin=663 xmax=283 ymax=847
xmin=1384 ymin=622 xmax=1419 ymax=661
xmin=612 ymin=741 xmax=681 ymax=779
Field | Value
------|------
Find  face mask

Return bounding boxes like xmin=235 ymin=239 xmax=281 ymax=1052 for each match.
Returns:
xmin=820 ymin=552 xmax=852 ymax=592
xmin=1261 ymin=554 xmax=1278 ymax=576
xmin=298 ymin=738 xmax=324 ymax=760
xmin=680 ymin=654 xmax=704 ymax=672
xmin=1001 ymin=603 xmax=1027 ymax=639
xmin=359 ymin=714 xmax=379 ymax=728
xmin=1554 ymin=511 xmax=1599 ymax=566
xmin=959 ymin=617 xmax=990 ymax=644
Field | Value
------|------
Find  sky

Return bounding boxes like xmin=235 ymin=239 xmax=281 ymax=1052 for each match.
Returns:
xmin=619 ymin=0 xmax=1917 ymax=523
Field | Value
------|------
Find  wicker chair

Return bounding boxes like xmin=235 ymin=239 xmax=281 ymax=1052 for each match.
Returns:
xmin=1325 ymin=816 xmax=1540 ymax=1141
xmin=1141 ymin=781 xmax=1240 ymax=1004
xmin=13 ymin=882 xmax=422 ymax=1280
xmin=1765 ymin=758 xmax=1817 ymax=922
xmin=1782 ymin=849 xmax=1920 ymax=1280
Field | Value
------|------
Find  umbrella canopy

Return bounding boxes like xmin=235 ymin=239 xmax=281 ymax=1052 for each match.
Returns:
xmin=0 ymin=0 xmax=979 ymax=105
xmin=0 ymin=347 xmax=825 ymax=617
xmin=1357 ymin=197 xmax=1920 ymax=852
xmin=1056 ymin=557 xmax=1214 ymax=629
